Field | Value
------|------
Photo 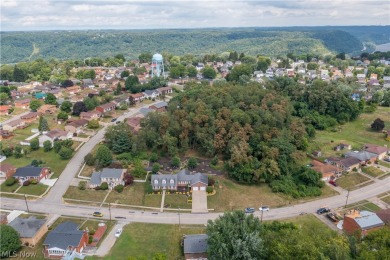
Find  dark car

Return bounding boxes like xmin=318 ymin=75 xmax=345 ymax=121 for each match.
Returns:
xmin=244 ymin=207 xmax=255 ymax=213
xmin=317 ymin=207 xmax=331 ymax=215
xmin=111 ymin=118 xmax=117 ymax=122
xmin=326 ymin=212 xmax=338 ymax=222
xmin=329 ymin=180 xmax=337 ymax=187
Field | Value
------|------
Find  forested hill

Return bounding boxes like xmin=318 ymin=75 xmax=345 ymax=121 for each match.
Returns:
xmin=1 ymin=26 xmax=387 ymax=64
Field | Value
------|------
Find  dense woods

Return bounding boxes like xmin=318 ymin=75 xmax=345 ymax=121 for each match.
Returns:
xmin=2 ymin=26 xmax=387 ymax=64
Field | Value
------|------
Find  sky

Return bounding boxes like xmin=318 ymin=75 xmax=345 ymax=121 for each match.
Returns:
xmin=1 ymin=0 xmax=389 ymax=31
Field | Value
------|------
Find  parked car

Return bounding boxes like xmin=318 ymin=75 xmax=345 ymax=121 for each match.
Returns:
xmin=326 ymin=212 xmax=338 ymax=222
xmin=244 ymin=207 xmax=255 ymax=213
xmin=316 ymin=207 xmax=331 ymax=215
xmin=259 ymin=206 xmax=270 ymax=212
xmin=384 ymin=157 xmax=390 ymax=162
xmin=115 ymin=228 xmax=122 ymax=238
xmin=92 ymin=212 xmax=103 ymax=217
xmin=111 ymin=118 xmax=117 ymax=122
xmin=329 ymin=180 xmax=337 ymax=187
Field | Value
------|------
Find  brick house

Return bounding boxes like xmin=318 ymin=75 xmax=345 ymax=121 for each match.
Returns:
xmin=343 ymin=210 xmax=385 ymax=237
xmin=13 ymin=166 xmax=49 ymax=184
xmin=14 ymin=98 xmax=31 ymax=109
xmin=2 ymin=119 xmax=26 ymax=132
xmin=65 ymin=119 xmax=88 ymax=133
xmin=184 ymin=234 xmax=208 ymax=260
xmin=0 ymin=105 xmax=11 ymax=115
xmin=157 ymin=86 xmax=173 ymax=95
xmin=43 ymin=221 xmax=88 ymax=259
xmin=39 ymin=129 xmax=72 ymax=146
xmin=151 ymin=169 xmax=208 ymax=192
xmin=20 ymin=112 xmax=39 ymax=123
xmin=149 ymin=101 xmax=168 ymax=112
xmin=0 ymin=163 xmax=16 ymax=179
xmin=37 ymin=104 xmax=58 ymax=115
xmin=363 ymin=144 xmax=388 ymax=160
xmin=80 ymin=111 xmax=102 ymax=121
xmin=345 ymin=151 xmax=377 ymax=165
xmin=65 ymin=86 xmax=81 ymax=94
xmin=311 ymin=160 xmax=342 ymax=180
xmin=8 ymin=216 xmax=48 ymax=247
xmin=129 ymin=93 xmax=145 ymax=104
xmin=89 ymin=168 xmax=125 ymax=189
xmin=126 ymin=116 xmax=142 ymax=134
xmin=326 ymin=157 xmax=361 ymax=172
xmin=96 ymin=102 xmax=116 ymax=113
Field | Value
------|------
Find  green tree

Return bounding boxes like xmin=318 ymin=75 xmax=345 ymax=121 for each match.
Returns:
xmin=95 ymin=145 xmax=113 ymax=168
xmin=78 ymin=181 xmax=87 ymax=190
xmin=0 ymin=225 xmax=21 ymax=257
xmin=87 ymin=119 xmax=100 ymax=129
xmin=44 ymin=93 xmax=57 ymax=105
xmin=0 ymin=93 xmax=9 ymax=104
xmin=60 ymin=101 xmax=72 ymax=113
xmin=371 ymin=118 xmax=385 ymax=131
xmin=202 ymin=66 xmax=217 ymax=79
xmin=187 ymin=65 xmax=197 ymax=77
xmin=138 ymin=52 xmax=153 ymax=63
xmin=14 ymin=146 xmax=22 ymax=158
xmin=207 ymin=211 xmax=265 ymax=260
xmin=84 ymin=96 xmax=100 ymax=111
xmin=114 ymin=82 xmax=122 ymax=95
xmin=120 ymin=70 xmax=130 ymax=78
xmin=29 ymin=100 xmax=42 ymax=111
xmin=38 ymin=116 xmax=50 ymax=132
xmin=226 ymin=64 xmax=252 ymax=82
xmin=125 ymin=75 xmax=140 ymax=92
xmin=58 ymin=146 xmax=72 ymax=160
xmin=152 ymin=163 xmax=161 ymax=174
xmin=150 ymin=153 xmax=159 ymax=163
xmin=104 ymin=123 xmax=133 ymax=154
xmin=43 ymin=140 xmax=52 ymax=152
xmin=72 ymin=101 xmax=88 ymax=116
xmin=29 ymin=138 xmax=39 ymax=151
xmin=84 ymin=153 xmax=96 ymax=166
xmin=171 ymin=157 xmax=181 ymax=168
xmin=188 ymin=157 xmax=198 ymax=169
xmin=57 ymin=111 xmax=68 ymax=121
xmin=13 ymin=65 xmax=27 ymax=82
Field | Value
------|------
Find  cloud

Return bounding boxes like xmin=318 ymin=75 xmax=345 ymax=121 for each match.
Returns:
xmin=0 ymin=0 xmax=389 ymax=31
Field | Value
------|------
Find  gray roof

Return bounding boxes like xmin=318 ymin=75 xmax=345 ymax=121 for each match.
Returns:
xmin=139 ymin=107 xmax=153 ymax=117
xmin=184 ymin=234 xmax=208 ymax=254
xmin=101 ymin=168 xmax=123 ymax=179
xmin=144 ymin=89 xmax=159 ymax=96
xmin=152 ymin=102 xmax=168 ymax=109
xmin=345 ymin=151 xmax=377 ymax=162
xmin=338 ymin=157 xmax=361 ymax=168
xmin=177 ymin=169 xmax=208 ymax=186
xmin=152 ymin=169 xmax=208 ymax=188
xmin=8 ymin=216 xmax=47 ymax=238
xmin=43 ymin=222 xmax=84 ymax=250
xmin=90 ymin=172 xmax=102 ymax=185
xmin=355 ymin=211 xmax=384 ymax=229
xmin=152 ymin=174 xmax=177 ymax=188
xmin=14 ymin=166 xmax=44 ymax=178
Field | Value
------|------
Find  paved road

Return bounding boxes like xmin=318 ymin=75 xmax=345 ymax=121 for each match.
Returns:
xmin=1 ymin=174 xmax=389 ymax=225
xmin=42 ymin=101 xmax=162 ymax=204
xmin=0 ymin=111 xmax=30 ymax=124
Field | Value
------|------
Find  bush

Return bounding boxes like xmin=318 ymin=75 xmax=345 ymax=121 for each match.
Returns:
xmin=188 ymin=157 xmax=198 ymax=169
xmin=206 ymin=186 xmax=214 ymax=193
xmin=210 ymin=156 xmax=218 ymax=166
xmin=78 ymin=181 xmax=87 ymax=190
xmin=84 ymin=153 xmax=95 ymax=166
xmin=116 ymin=152 xmax=133 ymax=162
xmin=88 ymin=235 xmax=93 ymax=244
xmin=123 ymin=173 xmax=134 ymax=186
xmin=5 ymin=177 xmax=16 ymax=186
xmin=43 ymin=140 xmax=52 ymax=152
xmin=30 ymin=179 xmax=38 ymax=184
xmin=58 ymin=146 xmax=73 ymax=160
xmin=171 ymin=156 xmax=181 ymax=168
xmin=88 ymin=119 xmax=100 ymax=129
xmin=31 ymin=159 xmax=44 ymax=167
xmin=23 ymin=180 xmax=31 ymax=186
xmin=100 ymin=182 xmax=109 ymax=190
xmin=150 ymin=152 xmax=159 ymax=163
xmin=208 ymin=177 xmax=215 ymax=186
xmin=114 ymin=184 xmax=124 ymax=193
xmin=3 ymin=147 xmax=13 ymax=157
xmin=152 ymin=163 xmax=160 ymax=174
xmin=94 ymin=186 xmax=101 ymax=190
xmin=145 ymin=182 xmax=153 ymax=194
xmin=89 ymin=229 xmax=96 ymax=235
xmin=29 ymin=138 xmax=39 ymax=151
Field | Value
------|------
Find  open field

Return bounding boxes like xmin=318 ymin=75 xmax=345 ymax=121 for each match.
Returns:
xmin=17 ymin=184 xmax=48 ymax=196
xmin=362 ymin=166 xmax=385 ymax=178
xmin=309 ymin=107 xmax=390 ymax=159
xmin=63 ymin=186 xmax=109 ymax=202
xmin=335 ymin=173 xmax=370 ymax=190
xmin=87 ymin=223 xmax=205 ymax=260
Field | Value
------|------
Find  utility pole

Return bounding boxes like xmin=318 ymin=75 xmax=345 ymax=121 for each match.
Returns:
xmin=260 ymin=209 xmax=264 ymax=223
xmin=24 ymin=195 xmax=29 ymax=213
xmin=178 ymin=207 xmax=181 ymax=231
xmin=344 ymin=189 xmax=350 ymax=209
xmin=108 ymin=202 xmax=112 ymax=222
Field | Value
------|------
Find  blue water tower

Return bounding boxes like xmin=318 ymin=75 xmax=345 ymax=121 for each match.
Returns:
xmin=151 ymin=53 xmax=164 ymax=77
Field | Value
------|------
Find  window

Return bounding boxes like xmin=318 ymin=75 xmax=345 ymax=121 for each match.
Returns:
xmin=162 ymin=179 xmax=166 ymax=184
xmin=154 ymin=180 xmax=158 ymax=184
xmin=170 ymin=179 xmax=174 ymax=184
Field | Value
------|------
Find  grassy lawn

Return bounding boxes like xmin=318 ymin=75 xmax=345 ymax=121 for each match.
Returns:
xmin=361 ymin=166 xmax=384 ymax=178
xmin=280 ymin=214 xmax=330 ymax=232
xmin=378 ymin=160 xmax=390 ymax=168
xmin=80 ymin=164 xmax=95 ymax=177
xmin=16 ymin=184 xmax=48 ymax=196
xmin=164 ymin=194 xmax=191 ymax=209
xmin=340 ymin=200 xmax=382 ymax=213
xmin=3 ymin=149 xmax=72 ymax=179
xmin=335 ymin=173 xmax=370 ymax=190
xmin=87 ymin=223 xmax=205 ymax=260
xmin=0 ymin=181 xmax=20 ymax=193
xmin=106 ymin=183 xmax=145 ymax=205
xmin=309 ymin=107 xmax=390 ymax=159
xmin=381 ymin=195 xmax=390 ymax=205
xmin=63 ymin=186 xmax=109 ymax=202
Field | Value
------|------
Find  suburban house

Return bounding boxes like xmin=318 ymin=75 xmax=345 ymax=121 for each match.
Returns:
xmin=2 ymin=119 xmax=26 ymax=132
xmin=14 ymin=98 xmax=31 ymax=109
xmin=363 ymin=144 xmax=388 ymax=160
xmin=143 ymin=89 xmax=160 ymax=99
xmin=149 ymin=101 xmax=168 ymax=112
xmin=376 ymin=208 xmax=390 ymax=225
xmin=96 ymin=102 xmax=116 ymax=113
xmin=43 ymin=221 xmax=88 ymax=259
xmin=345 ymin=151 xmax=377 ymax=164
xmin=8 ymin=216 xmax=48 ymax=247
xmin=326 ymin=157 xmax=361 ymax=172
xmin=138 ymin=107 xmax=153 ymax=117
xmin=311 ymin=160 xmax=342 ymax=180
xmin=151 ymin=169 xmax=208 ymax=192
xmin=10 ymin=90 xmax=23 ymax=99
xmin=112 ymin=97 xmax=129 ymax=108
xmin=129 ymin=93 xmax=145 ymax=104
xmin=0 ymin=163 xmax=16 ymax=179
xmin=20 ymin=112 xmax=39 ymax=123
xmin=80 ymin=111 xmax=102 ymax=121
xmin=183 ymin=234 xmax=208 ymax=260
xmin=343 ymin=210 xmax=385 ymax=237
xmin=0 ymin=105 xmax=11 ymax=115
xmin=89 ymin=168 xmax=125 ymax=189
xmin=126 ymin=116 xmax=142 ymax=134
xmin=37 ymin=104 xmax=58 ymax=115
xmin=157 ymin=86 xmax=173 ymax=95
xmin=39 ymin=129 xmax=73 ymax=146
xmin=13 ymin=166 xmax=49 ymax=184
xmin=65 ymin=86 xmax=81 ymax=94
xmin=34 ymin=92 xmax=47 ymax=100
xmin=65 ymin=119 xmax=88 ymax=133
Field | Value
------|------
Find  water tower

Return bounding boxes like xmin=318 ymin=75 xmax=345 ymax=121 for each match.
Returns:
xmin=151 ymin=53 xmax=164 ymax=77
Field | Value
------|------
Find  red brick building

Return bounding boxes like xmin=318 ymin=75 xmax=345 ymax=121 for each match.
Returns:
xmin=343 ymin=210 xmax=385 ymax=237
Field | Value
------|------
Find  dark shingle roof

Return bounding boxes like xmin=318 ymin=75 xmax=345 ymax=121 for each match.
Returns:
xmin=43 ymin=222 xmax=84 ymax=250
xmin=14 ymin=167 xmax=44 ymax=178
xmin=184 ymin=234 xmax=208 ymax=254
xmin=8 ymin=216 xmax=47 ymax=238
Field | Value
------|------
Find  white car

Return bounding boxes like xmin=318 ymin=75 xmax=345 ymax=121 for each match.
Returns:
xmin=259 ymin=206 xmax=270 ymax=212
xmin=114 ymin=228 xmax=122 ymax=238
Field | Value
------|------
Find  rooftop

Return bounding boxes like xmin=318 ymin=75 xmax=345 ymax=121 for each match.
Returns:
xmin=183 ymin=234 xmax=208 ymax=254
xmin=8 ymin=216 xmax=47 ymax=238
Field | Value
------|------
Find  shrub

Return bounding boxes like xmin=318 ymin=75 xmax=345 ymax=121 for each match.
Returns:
xmin=5 ymin=177 xmax=16 ymax=186
xmin=171 ymin=156 xmax=181 ymax=168
xmin=58 ymin=146 xmax=72 ymax=160
xmin=43 ymin=140 xmax=52 ymax=152
xmin=29 ymin=138 xmax=39 ymax=151
xmin=89 ymin=229 xmax=96 ymax=235
xmin=3 ymin=147 xmax=13 ymax=157
xmin=84 ymin=153 xmax=95 ymax=166
xmin=124 ymin=173 xmax=134 ymax=186
xmin=88 ymin=119 xmax=100 ymax=129
xmin=145 ymin=182 xmax=153 ymax=194
xmin=208 ymin=177 xmax=215 ymax=186
xmin=78 ymin=181 xmax=87 ymax=190
xmin=100 ymin=182 xmax=109 ymax=190
xmin=206 ymin=186 xmax=214 ymax=193
xmin=23 ymin=180 xmax=31 ymax=186
xmin=150 ymin=152 xmax=159 ymax=163
xmin=152 ymin=163 xmax=160 ymax=174
xmin=94 ymin=186 xmax=101 ymax=190
xmin=114 ymin=184 xmax=124 ymax=193
xmin=30 ymin=179 xmax=38 ymax=185
xmin=88 ymin=235 xmax=93 ymax=244
xmin=116 ymin=152 xmax=133 ymax=162
xmin=188 ymin=157 xmax=198 ymax=169
xmin=210 ymin=156 xmax=218 ymax=166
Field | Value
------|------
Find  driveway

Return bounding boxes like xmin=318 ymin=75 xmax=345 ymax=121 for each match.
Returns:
xmin=94 ymin=222 xmax=126 ymax=257
xmin=192 ymin=190 xmax=208 ymax=213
